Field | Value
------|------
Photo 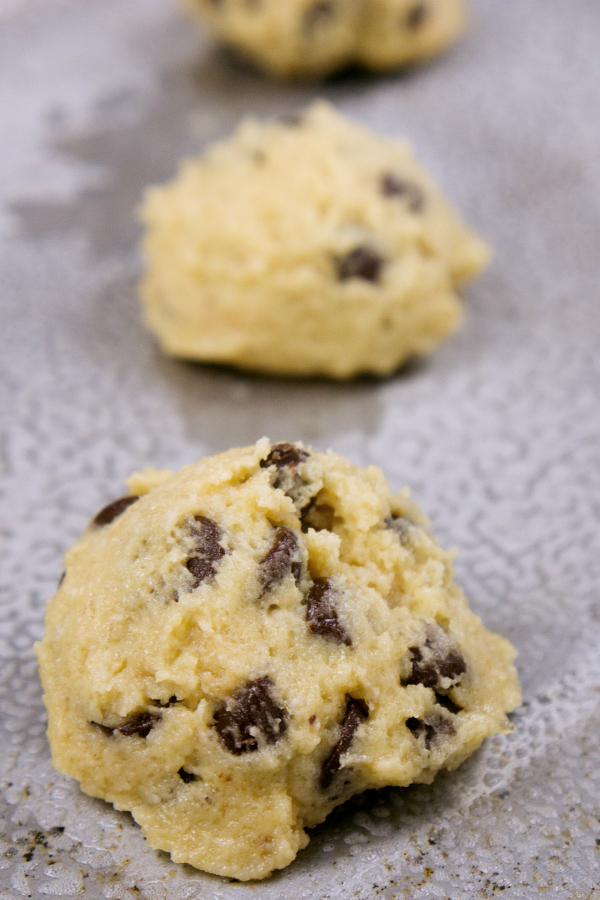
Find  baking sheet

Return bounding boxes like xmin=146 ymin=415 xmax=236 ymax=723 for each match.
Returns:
xmin=1 ymin=0 xmax=600 ymax=896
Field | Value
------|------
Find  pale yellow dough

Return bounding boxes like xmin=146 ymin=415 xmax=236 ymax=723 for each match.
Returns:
xmin=36 ymin=441 xmax=520 ymax=880
xmin=183 ymin=0 xmax=468 ymax=79
xmin=139 ymin=102 xmax=489 ymax=378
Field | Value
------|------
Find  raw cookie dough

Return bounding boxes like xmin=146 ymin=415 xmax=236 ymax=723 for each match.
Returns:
xmin=36 ymin=440 xmax=521 ymax=881
xmin=183 ymin=0 xmax=468 ymax=79
xmin=139 ymin=102 xmax=490 ymax=378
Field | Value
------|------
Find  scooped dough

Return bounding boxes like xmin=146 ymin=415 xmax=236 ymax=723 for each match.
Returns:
xmin=36 ymin=440 xmax=521 ymax=881
xmin=139 ymin=101 xmax=489 ymax=378
xmin=183 ymin=0 xmax=468 ymax=79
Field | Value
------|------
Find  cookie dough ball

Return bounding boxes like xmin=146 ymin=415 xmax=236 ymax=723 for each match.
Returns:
xmin=358 ymin=0 xmax=467 ymax=72
xmin=139 ymin=102 xmax=489 ymax=378
xmin=37 ymin=440 xmax=521 ymax=881
xmin=183 ymin=0 xmax=468 ymax=79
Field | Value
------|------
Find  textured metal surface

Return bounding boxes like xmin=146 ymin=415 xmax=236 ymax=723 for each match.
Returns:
xmin=1 ymin=0 xmax=600 ymax=896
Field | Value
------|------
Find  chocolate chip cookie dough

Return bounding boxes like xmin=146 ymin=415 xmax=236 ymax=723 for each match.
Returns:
xmin=36 ymin=441 xmax=521 ymax=881
xmin=139 ymin=102 xmax=489 ymax=378
xmin=183 ymin=0 xmax=468 ymax=79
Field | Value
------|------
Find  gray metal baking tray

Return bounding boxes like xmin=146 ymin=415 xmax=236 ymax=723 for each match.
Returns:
xmin=1 ymin=0 xmax=599 ymax=896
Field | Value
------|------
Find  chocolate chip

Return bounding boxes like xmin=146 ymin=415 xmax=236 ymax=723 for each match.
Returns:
xmin=306 ymin=578 xmax=351 ymax=645
xmin=402 ymin=625 xmax=467 ymax=690
xmin=186 ymin=556 xmax=216 ymax=587
xmin=58 ymin=571 xmax=66 ymax=587
xmin=259 ymin=526 xmax=302 ymax=595
xmin=336 ymin=246 xmax=384 ymax=282
xmin=178 ymin=768 xmax=197 ymax=783
xmin=110 ymin=712 xmax=161 ymax=737
xmin=381 ymin=173 xmax=425 ymax=213
xmin=92 ymin=711 xmax=161 ymax=738
xmin=434 ymin=693 xmax=462 ymax=714
xmin=260 ymin=442 xmax=309 ymax=470
xmin=406 ymin=714 xmax=454 ymax=749
xmin=190 ymin=515 xmax=224 ymax=556
xmin=406 ymin=1 xmax=428 ymax=29
xmin=186 ymin=516 xmax=225 ymax=588
xmin=304 ymin=0 xmax=334 ymax=32
xmin=213 ymin=676 xmax=287 ymax=755
xmin=259 ymin=443 xmax=312 ymax=504
xmin=92 ymin=495 xmax=139 ymax=527
xmin=320 ymin=696 xmax=368 ymax=789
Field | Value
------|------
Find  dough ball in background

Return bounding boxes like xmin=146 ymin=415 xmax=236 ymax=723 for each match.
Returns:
xmin=182 ymin=0 xmax=468 ymax=80
xmin=36 ymin=440 xmax=521 ymax=881
xmin=139 ymin=101 xmax=489 ymax=379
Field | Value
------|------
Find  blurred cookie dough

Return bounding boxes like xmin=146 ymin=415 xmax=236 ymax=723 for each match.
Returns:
xmin=36 ymin=440 xmax=521 ymax=880
xmin=139 ymin=102 xmax=489 ymax=378
xmin=183 ymin=0 xmax=468 ymax=79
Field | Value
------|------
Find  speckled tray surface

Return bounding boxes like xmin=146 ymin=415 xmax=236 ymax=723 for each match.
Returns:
xmin=1 ymin=0 xmax=600 ymax=896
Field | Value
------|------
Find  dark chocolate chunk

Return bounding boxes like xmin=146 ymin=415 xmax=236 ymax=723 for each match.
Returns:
xmin=93 ymin=711 xmax=161 ymax=738
xmin=402 ymin=625 xmax=467 ymax=690
xmin=381 ymin=173 xmax=425 ymax=213
xmin=186 ymin=515 xmax=225 ymax=588
xmin=213 ymin=676 xmax=287 ymax=755
xmin=412 ymin=644 xmax=466 ymax=687
xmin=320 ymin=696 xmax=368 ymax=789
xmin=108 ymin=712 xmax=161 ymax=738
xmin=306 ymin=578 xmax=351 ymax=645
xmin=58 ymin=571 xmax=66 ymax=588
xmin=304 ymin=0 xmax=334 ymax=32
xmin=336 ymin=246 xmax=384 ymax=282
xmin=259 ymin=526 xmax=302 ymax=595
xmin=260 ymin=443 xmax=310 ymax=499
xmin=434 ymin=693 xmax=462 ymax=714
xmin=406 ymin=1 xmax=428 ymax=29
xmin=92 ymin=495 xmax=139 ymax=527
xmin=190 ymin=515 xmax=224 ymax=558
xmin=178 ymin=768 xmax=197 ymax=783
xmin=260 ymin=442 xmax=309 ymax=470
xmin=186 ymin=556 xmax=216 ymax=586
xmin=406 ymin=714 xmax=454 ymax=749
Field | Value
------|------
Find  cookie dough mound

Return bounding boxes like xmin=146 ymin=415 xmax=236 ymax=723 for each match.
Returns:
xmin=139 ymin=102 xmax=489 ymax=378
xmin=183 ymin=0 xmax=467 ymax=79
xmin=37 ymin=441 xmax=521 ymax=880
